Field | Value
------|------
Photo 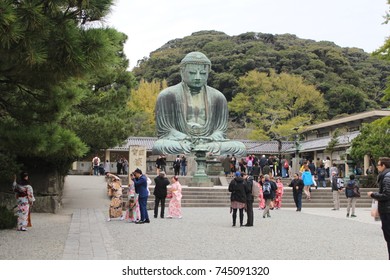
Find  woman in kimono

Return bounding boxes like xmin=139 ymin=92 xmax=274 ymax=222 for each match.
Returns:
xmin=13 ymin=172 xmax=35 ymax=231
xmin=167 ymin=176 xmax=182 ymax=218
xmin=106 ymin=173 xmax=123 ymax=221
xmin=274 ymin=177 xmax=284 ymax=209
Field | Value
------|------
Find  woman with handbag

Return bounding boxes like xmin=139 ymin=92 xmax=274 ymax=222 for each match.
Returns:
xmin=167 ymin=176 xmax=182 ymax=219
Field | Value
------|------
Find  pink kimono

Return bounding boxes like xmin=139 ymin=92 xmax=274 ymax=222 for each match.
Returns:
xmin=167 ymin=181 xmax=182 ymax=218
xmin=258 ymin=184 xmax=265 ymax=209
xmin=274 ymin=181 xmax=284 ymax=209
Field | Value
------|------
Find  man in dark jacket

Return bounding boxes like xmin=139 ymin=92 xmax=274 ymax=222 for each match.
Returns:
xmin=153 ymin=171 xmax=170 ymax=218
xmin=133 ymin=168 xmax=150 ymax=224
xmin=368 ymin=157 xmax=390 ymax=259
xmin=243 ymin=173 xmax=254 ymax=227
xmin=289 ymin=173 xmax=304 ymax=211
xmin=228 ymin=172 xmax=247 ymax=227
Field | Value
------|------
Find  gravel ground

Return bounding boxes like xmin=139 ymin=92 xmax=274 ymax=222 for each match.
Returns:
xmin=0 ymin=213 xmax=71 ymax=260
xmin=106 ymin=207 xmax=388 ymax=260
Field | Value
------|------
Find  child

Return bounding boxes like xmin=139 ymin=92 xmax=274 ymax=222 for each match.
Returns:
xmin=125 ymin=179 xmax=140 ymax=222
xmin=126 ymin=194 xmax=139 ymax=222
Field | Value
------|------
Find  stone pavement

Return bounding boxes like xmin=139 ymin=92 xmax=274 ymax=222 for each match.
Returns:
xmin=0 ymin=175 xmax=388 ymax=260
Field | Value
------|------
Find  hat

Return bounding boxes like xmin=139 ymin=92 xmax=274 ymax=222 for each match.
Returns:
xmin=159 ymin=171 xmax=166 ymax=176
xmin=235 ymin=171 xmax=241 ymax=177
xmin=134 ymin=168 xmax=142 ymax=174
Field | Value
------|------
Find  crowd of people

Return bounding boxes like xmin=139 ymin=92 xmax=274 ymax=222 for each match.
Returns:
xmin=12 ymin=155 xmax=390 ymax=260
xmin=105 ymin=168 xmax=183 ymax=224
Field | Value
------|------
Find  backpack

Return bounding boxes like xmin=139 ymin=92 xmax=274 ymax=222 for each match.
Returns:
xmin=252 ymin=181 xmax=259 ymax=197
xmin=283 ymin=160 xmax=289 ymax=169
xmin=319 ymin=169 xmax=325 ymax=177
xmin=337 ymin=178 xmax=344 ymax=189
xmin=262 ymin=181 xmax=271 ymax=195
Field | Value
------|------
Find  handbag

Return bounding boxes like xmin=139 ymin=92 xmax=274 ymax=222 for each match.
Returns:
xmin=371 ymin=199 xmax=379 ymax=220
xmin=166 ymin=193 xmax=172 ymax=199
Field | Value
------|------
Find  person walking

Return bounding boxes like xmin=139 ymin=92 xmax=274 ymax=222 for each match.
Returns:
xmin=106 ymin=173 xmax=123 ymax=222
xmin=243 ymin=173 xmax=254 ymax=227
xmin=289 ymin=173 xmax=304 ymax=211
xmin=12 ymin=172 xmax=35 ymax=231
xmin=167 ymin=175 xmax=182 ymax=219
xmin=368 ymin=157 xmax=390 ymax=259
xmin=132 ymin=168 xmax=150 ymax=224
xmin=262 ymin=174 xmax=276 ymax=218
xmin=345 ymin=174 xmax=359 ymax=218
xmin=331 ymin=170 xmax=343 ymax=210
xmin=302 ymin=166 xmax=314 ymax=200
xmin=153 ymin=171 xmax=170 ymax=218
xmin=228 ymin=172 xmax=247 ymax=226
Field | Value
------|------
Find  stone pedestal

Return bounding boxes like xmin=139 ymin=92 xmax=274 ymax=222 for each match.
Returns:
xmin=190 ymin=148 xmax=214 ymax=187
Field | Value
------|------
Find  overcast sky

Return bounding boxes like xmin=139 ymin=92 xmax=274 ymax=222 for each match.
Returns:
xmin=104 ymin=0 xmax=389 ymax=69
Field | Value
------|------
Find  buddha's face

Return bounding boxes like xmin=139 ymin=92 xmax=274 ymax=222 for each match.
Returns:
xmin=181 ymin=63 xmax=209 ymax=90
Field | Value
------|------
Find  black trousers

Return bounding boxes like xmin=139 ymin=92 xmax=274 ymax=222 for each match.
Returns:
xmin=380 ymin=212 xmax=390 ymax=260
xmin=174 ymin=166 xmax=180 ymax=176
xmin=246 ymin=197 xmax=254 ymax=226
xmin=232 ymin=208 xmax=244 ymax=226
xmin=154 ymin=196 xmax=166 ymax=218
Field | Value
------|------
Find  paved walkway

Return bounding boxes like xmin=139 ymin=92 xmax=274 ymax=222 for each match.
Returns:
xmin=0 ymin=175 xmax=388 ymax=260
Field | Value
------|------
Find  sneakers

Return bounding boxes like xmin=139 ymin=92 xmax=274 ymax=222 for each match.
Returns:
xmin=346 ymin=213 xmax=350 ymax=218
xmin=351 ymin=214 xmax=357 ymax=218
xmin=106 ymin=218 xmax=111 ymax=222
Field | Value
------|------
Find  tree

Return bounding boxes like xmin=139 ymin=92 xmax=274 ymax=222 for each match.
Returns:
xmin=228 ymin=70 xmax=327 ymax=140
xmin=325 ymin=129 xmax=341 ymax=161
xmin=350 ymin=116 xmax=390 ymax=162
xmin=133 ymin=30 xmax=390 ymax=111
xmin=127 ymin=79 xmax=168 ymax=136
xmin=0 ymin=0 xmax=125 ymax=180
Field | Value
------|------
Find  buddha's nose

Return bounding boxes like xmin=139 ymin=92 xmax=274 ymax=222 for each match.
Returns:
xmin=195 ymin=71 xmax=201 ymax=80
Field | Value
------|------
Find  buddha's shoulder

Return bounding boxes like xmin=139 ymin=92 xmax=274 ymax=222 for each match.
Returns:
xmin=206 ymin=86 xmax=225 ymax=98
xmin=158 ymin=84 xmax=182 ymax=97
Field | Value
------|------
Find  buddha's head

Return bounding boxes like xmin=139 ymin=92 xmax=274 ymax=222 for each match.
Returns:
xmin=180 ymin=52 xmax=211 ymax=90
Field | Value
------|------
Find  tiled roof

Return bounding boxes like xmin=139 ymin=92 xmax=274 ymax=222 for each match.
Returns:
xmin=109 ymin=137 xmax=295 ymax=154
xmin=285 ymin=131 xmax=361 ymax=152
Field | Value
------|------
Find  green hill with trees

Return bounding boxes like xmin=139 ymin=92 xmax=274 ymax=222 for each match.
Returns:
xmin=133 ymin=30 xmax=390 ymax=139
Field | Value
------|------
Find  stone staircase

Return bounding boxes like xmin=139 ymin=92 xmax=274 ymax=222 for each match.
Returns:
xmin=144 ymin=186 xmax=375 ymax=208
xmin=111 ymin=175 xmax=375 ymax=209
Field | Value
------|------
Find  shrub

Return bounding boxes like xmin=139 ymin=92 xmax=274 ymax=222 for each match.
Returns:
xmin=0 ymin=206 xmax=17 ymax=230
